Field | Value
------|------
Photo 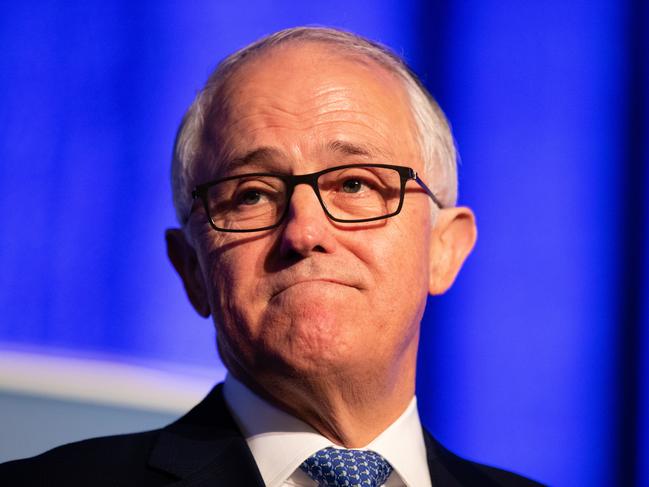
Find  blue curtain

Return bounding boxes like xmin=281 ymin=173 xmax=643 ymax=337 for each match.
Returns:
xmin=413 ymin=2 xmax=647 ymax=485
xmin=1 ymin=2 xmax=646 ymax=485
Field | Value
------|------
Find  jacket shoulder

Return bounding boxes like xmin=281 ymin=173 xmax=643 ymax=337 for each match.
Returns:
xmin=425 ymin=432 xmax=545 ymax=486
xmin=0 ymin=429 xmax=175 ymax=487
xmin=471 ymin=462 xmax=545 ymax=486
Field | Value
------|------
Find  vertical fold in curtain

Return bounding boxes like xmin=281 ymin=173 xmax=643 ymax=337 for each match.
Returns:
xmin=631 ymin=0 xmax=649 ymax=484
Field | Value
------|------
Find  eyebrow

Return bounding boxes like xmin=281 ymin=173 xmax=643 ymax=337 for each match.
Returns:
xmin=222 ymin=147 xmax=286 ymax=174
xmin=325 ymin=140 xmax=391 ymax=160
xmin=220 ymin=140 xmax=392 ymax=176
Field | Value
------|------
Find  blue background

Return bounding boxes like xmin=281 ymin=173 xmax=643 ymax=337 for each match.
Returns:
xmin=1 ymin=1 xmax=647 ymax=485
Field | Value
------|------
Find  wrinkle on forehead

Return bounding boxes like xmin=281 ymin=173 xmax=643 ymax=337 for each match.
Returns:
xmin=200 ymin=42 xmax=420 ymax=178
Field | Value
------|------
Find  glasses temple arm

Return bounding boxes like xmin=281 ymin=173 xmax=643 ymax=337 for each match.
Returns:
xmin=409 ymin=169 xmax=444 ymax=209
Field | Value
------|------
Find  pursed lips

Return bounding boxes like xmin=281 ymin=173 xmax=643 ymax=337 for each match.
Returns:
xmin=270 ymin=277 xmax=360 ymax=298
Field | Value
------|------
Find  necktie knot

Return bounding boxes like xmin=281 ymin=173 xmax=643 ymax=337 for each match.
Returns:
xmin=300 ymin=447 xmax=393 ymax=487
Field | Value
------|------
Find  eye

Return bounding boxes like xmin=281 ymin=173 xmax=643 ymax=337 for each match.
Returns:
xmin=342 ymin=178 xmax=364 ymax=193
xmin=237 ymin=189 xmax=264 ymax=205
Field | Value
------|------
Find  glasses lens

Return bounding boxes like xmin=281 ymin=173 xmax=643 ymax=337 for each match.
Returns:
xmin=206 ymin=175 xmax=287 ymax=231
xmin=318 ymin=166 xmax=402 ymax=221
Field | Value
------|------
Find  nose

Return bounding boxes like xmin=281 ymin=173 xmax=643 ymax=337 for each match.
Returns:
xmin=278 ymin=184 xmax=337 ymax=258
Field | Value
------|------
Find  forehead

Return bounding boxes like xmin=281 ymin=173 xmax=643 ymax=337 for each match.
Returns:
xmin=208 ymin=42 xmax=420 ymax=174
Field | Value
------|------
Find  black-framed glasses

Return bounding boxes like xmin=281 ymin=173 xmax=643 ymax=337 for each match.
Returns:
xmin=191 ymin=163 xmax=444 ymax=233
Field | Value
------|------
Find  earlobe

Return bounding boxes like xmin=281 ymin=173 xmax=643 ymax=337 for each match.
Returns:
xmin=428 ymin=207 xmax=477 ymax=295
xmin=165 ymin=228 xmax=211 ymax=317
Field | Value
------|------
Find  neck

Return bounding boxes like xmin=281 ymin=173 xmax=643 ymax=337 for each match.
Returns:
xmin=231 ymin=346 xmax=418 ymax=447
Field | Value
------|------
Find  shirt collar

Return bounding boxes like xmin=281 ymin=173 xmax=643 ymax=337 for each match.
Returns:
xmin=223 ymin=374 xmax=431 ymax=487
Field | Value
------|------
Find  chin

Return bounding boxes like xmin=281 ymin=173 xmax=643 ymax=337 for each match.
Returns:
xmin=226 ymin=291 xmax=382 ymax=380
xmin=268 ymin=320 xmax=368 ymax=378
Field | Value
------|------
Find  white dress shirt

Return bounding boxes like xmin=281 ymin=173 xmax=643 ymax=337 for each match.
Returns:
xmin=223 ymin=374 xmax=432 ymax=487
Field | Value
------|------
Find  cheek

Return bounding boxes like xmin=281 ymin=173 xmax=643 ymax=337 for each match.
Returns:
xmin=361 ymin=217 xmax=431 ymax=286
xmin=352 ymin=216 xmax=431 ymax=324
xmin=204 ymin=250 xmax=264 ymax=367
xmin=202 ymin=238 xmax=272 ymax=331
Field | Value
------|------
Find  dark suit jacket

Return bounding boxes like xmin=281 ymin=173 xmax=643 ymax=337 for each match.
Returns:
xmin=0 ymin=384 xmax=543 ymax=486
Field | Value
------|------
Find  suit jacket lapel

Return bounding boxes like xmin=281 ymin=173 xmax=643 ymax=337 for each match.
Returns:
xmin=150 ymin=384 xmax=504 ymax=486
xmin=148 ymin=384 xmax=265 ymax=487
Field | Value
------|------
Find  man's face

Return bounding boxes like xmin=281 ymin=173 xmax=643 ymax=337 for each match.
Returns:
xmin=185 ymin=43 xmax=446 ymax=386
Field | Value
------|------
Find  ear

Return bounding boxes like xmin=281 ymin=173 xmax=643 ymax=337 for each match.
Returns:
xmin=428 ymin=207 xmax=477 ymax=295
xmin=165 ymin=228 xmax=211 ymax=317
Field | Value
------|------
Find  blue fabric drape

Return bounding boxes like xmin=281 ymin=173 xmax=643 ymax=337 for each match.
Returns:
xmin=413 ymin=2 xmax=647 ymax=485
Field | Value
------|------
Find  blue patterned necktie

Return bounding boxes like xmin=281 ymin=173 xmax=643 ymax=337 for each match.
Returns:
xmin=300 ymin=447 xmax=393 ymax=487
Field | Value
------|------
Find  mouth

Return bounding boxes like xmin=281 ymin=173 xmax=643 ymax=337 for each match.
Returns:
xmin=271 ymin=278 xmax=358 ymax=298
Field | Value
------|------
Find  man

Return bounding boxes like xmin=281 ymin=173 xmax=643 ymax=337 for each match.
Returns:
xmin=1 ymin=27 xmax=542 ymax=486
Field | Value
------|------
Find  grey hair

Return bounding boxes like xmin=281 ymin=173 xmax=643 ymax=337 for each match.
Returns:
xmin=171 ymin=26 xmax=458 ymax=224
